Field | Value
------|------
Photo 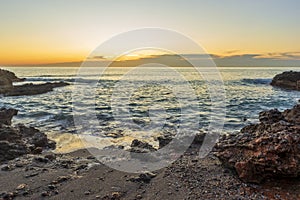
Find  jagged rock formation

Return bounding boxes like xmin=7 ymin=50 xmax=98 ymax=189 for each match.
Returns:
xmin=0 ymin=68 xmax=69 ymax=96
xmin=0 ymin=108 xmax=56 ymax=162
xmin=215 ymin=104 xmax=300 ymax=183
xmin=271 ymin=71 xmax=300 ymax=91
xmin=0 ymin=108 xmax=18 ymax=125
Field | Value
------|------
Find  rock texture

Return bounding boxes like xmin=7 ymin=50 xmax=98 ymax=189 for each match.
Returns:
xmin=0 ymin=68 xmax=69 ymax=96
xmin=129 ymin=139 xmax=157 ymax=153
xmin=0 ymin=69 xmax=25 ymax=82
xmin=0 ymin=108 xmax=56 ymax=162
xmin=215 ymin=104 xmax=300 ymax=183
xmin=0 ymin=108 xmax=18 ymax=125
xmin=271 ymin=71 xmax=300 ymax=91
xmin=0 ymin=69 xmax=24 ymax=93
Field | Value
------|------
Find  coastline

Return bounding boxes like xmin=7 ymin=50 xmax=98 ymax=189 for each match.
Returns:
xmin=1 ymin=69 xmax=300 ymax=199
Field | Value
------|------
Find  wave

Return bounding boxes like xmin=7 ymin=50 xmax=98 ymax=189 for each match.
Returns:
xmin=25 ymin=77 xmax=100 ymax=84
xmin=240 ymin=78 xmax=272 ymax=85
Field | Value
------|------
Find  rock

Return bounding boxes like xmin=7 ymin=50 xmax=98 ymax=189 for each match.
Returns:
xmin=0 ymin=77 xmax=13 ymax=93
xmin=0 ymin=191 xmax=15 ymax=200
xmin=3 ymin=81 xmax=70 ymax=97
xmin=0 ymin=69 xmax=25 ymax=94
xmin=0 ymin=69 xmax=25 ymax=82
xmin=0 ymin=141 xmax=28 ymax=162
xmin=271 ymin=71 xmax=300 ymax=90
xmin=129 ymin=139 xmax=157 ymax=153
xmin=54 ymin=176 xmax=70 ymax=184
xmin=48 ymin=185 xmax=56 ymax=190
xmin=283 ymin=104 xmax=300 ymax=124
xmin=129 ymin=172 xmax=156 ymax=183
xmin=41 ymin=191 xmax=49 ymax=197
xmin=259 ymin=109 xmax=283 ymax=124
xmin=0 ymin=124 xmax=21 ymax=141
xmin=16 ymin=184 xmax=28 ymax=190
xmin=157 ymin=132 xmax=206 ymax=149
xmin=157 ymin=134 xmax=173 ymax=149
xmin=0 ymin=109 xmax=56 ymax=162
xmin=215 ymin=104 xmax=300 ymax=183
xmin=0 ymin=108 xmax=18 ymax=125
xmin=31 ymin=131 xmax=50 ymax=148
xmin=193 ymin=132 xmax=206 ymax=144
xmin=0 ymin=68 xmax=69 ymax=96
xmin=139 ymin=172 xmax=156 ymax=183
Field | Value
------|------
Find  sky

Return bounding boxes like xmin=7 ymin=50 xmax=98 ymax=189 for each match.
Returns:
xmin=0 ymin=0 xmax=300 ymax=66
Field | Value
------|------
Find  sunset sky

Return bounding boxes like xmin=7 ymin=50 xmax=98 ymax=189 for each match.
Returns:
xmin=0 ymin=0 xmax=300 ymax=65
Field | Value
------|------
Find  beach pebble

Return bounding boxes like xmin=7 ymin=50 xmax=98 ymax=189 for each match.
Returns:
xmin=16 ymin=184 xmax=28 ymax=190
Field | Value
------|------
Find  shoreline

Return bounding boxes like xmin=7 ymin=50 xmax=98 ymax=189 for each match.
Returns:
xmin=1 ymin=69 xmax=300 ymax=199
xmin=2 ymin=144 xmax=300 ymax=199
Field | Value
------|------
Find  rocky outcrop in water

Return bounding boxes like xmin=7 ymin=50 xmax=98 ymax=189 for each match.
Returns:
xmin=0 ymin=69 xmax=25 ymax=93
xmin=0 ymin=108 xmax=56 ymax=162
xmin=271 ymin=71 xmax=300 ymax=91
xmin=4 ymin=81 xmax=69 ymax=96
xmin=215 ymin=103 xmax=300 ymax=183
xmin=0 ymin=68 xmax=69 ymax=96
xmin=0 ymin=69 xmax=25 ymax=82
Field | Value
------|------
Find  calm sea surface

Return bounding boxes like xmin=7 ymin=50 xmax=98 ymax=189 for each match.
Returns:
xmin=1 ymin=66 xmax=299 ymax=152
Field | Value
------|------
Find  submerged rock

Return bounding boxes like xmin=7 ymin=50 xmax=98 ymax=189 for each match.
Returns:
xmin=215 ymin=103 xmax=300 ymax=183
xmin=271 ymin=71 xmax=300 ymax=91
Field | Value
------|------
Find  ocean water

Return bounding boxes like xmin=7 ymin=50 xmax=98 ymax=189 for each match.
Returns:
xmin=1 ymin=66 xmax=299 ymax=152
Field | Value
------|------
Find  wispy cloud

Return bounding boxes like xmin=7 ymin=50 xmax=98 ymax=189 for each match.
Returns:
xmin=111 ymin=52 xmax=300 ymax=67
xmin=255 ymin=52 xmax=300 ymax=60
xmin=87 ymin=55 xmax=107 ymax=60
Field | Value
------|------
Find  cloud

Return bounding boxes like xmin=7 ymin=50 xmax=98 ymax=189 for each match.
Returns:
xmin=223 ymin=50 xmax=241 ymax=55
xmin=82 ymin=51 xmax=300 ymax=67
xmin=87 ymin=55 xmax=106 ymax=60
xmin=256 ymin=52 xmax=300 ymax=60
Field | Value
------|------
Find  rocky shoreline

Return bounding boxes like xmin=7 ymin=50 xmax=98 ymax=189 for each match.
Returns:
xmin=0 ymin=108 xmax=56 ymax=163
xmin=0 ymin=69 xmax=69 ymax=96
xmin=1 ymin=70 xmax=300 ymax=199
xmin=215 ymin=104 xmax=300 ymax=183
xmin=1 ymin=103 xmax=300 ymax=199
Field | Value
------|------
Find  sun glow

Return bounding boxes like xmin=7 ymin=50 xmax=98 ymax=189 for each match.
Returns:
xmin=114 ymin=49 xmax=170 ymax=62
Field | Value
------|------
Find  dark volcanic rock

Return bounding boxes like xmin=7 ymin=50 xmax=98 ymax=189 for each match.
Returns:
xmin=0 ymin=108 xmax=18 ymax=125
xmin=271 ymin=71 xmax=300 ymax=91
xmin=0 ymin=68 xmax=69 ymax=96
xmin=3 ymin=81 xmax=69 ymax=96
xmin=157 ymin=132 xmax=206 ymax=149
xmin=258 ymin=109 xmax=283 ymax=124
xmin=0 ymin=69 xmax=25 ymax=93
xmin=0 ymin=109 xmax=56 ymax=162
xmin=283 ymin=104 xmax=300 ymax=124
xmin=0 ymin=69 xmax=25 ymax=82
xmin=215 ymin=103 xmax=300 ymax=183
xmin=129 ymin=139 xmax=156 ymax=153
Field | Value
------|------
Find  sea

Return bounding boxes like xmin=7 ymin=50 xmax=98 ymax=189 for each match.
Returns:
xmin=1 ymin=66 xmax=299 ymax=152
